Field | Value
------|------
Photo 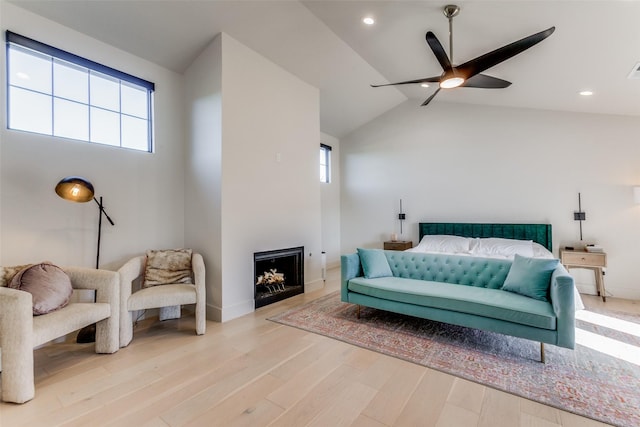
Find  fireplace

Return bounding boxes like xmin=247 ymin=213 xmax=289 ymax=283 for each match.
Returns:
xmin=254 ymin=246 xmax=304 ymax=308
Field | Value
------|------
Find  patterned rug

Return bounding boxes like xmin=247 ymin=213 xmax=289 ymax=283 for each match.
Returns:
xmin=269 ymin=291 xmax=640 ymax=427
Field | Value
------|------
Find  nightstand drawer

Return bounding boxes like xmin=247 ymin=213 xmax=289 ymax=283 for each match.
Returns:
xmin=561 ymin=251 xmax=606 ymax=267
xmin=383 ymin=241 xmax=413 ymax=251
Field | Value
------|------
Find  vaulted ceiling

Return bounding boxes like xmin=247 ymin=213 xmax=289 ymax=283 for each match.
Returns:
xmin=8 ymin=1 xmax=640 ymax=138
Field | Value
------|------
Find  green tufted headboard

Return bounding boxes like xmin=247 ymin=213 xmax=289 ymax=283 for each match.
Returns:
xmin=418 ymin=223 xmax=553 ymax=252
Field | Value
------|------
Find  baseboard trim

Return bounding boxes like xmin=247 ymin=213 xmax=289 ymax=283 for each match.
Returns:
xmin=305 ymin=278 xmax=324 ymax=293
xmin=207 ymin=299 xmax=255 ymax=323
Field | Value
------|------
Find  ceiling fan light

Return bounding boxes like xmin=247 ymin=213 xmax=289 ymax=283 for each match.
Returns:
xmin=440 ymin=77 xmax=465 ymax=89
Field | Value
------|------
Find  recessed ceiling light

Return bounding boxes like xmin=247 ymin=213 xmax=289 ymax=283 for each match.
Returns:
xmin=362 ymin=17 xmax=375 ymax=25
xmin=16 ymin=71 xmax=30 ymax=80
xmin=420 ymin=83 xmax=429 ymax=88
xmin=579 ymin=90 xmax=593 ymax=96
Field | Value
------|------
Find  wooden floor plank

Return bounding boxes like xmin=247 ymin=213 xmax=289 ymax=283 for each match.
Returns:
xmin=305 ymin=380 xmax=378 ymax=427
xmin=158 ymin=329 xmax=312 ymax=426
xmin=183 ymin=374 xmax=285 ymax=427
xmin=477 ymin=387 xmax=521 ymax=427
xmin=266 ymin=364 xmax=360 ymax=427
xmin=393 ymin=368 xmax=455 ymax=427
xmin=360 ymin=361 xmax=425 ymax=426
xmin=266 ymin=343 xmax=348 ymax=409
xmin=446 ymin=377 xmax=486 ymax=415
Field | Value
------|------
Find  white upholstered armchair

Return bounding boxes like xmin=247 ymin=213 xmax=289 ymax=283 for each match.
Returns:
xmin=118 ymin=251 xmax=206 ymax=348
xmin=0 ymin=266 xmax=119 ymax=403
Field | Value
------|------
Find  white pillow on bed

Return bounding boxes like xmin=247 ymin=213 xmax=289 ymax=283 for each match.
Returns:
xmin=532 ymin=242 xmax=554 ymax=259
xmin=414 ymin=235 xmax=471 ymax=253
xmin=469 ymin=238 xmax=534 ymax=258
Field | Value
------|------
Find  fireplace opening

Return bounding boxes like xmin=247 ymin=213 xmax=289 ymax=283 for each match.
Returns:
xmin=254 ymin=246 xmax=304 ymax=308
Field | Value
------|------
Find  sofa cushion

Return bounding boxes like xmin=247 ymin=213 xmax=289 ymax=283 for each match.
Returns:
xmin=9 ymin=263 xmax=73 ymax=315
xmin=144 ymin=249 xmax=193 ymax=287
xmin=357 ymin=248 xmax=393 ymax=279
xmin=348 ymin=277 xmax=556 ymax=330
xmin=384 ymin=252 xmax=511 ymax=289
xmin=501 ymin=255 xmax=559 ymax=302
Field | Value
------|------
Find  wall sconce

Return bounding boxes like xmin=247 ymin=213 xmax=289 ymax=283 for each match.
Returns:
xmin=398 ymin=199 xmax=406 ymax=235
xmin=573 ymin=192 xmax=586 ymax=241
xmin=633 ymin=186 xmax=640 ymax=204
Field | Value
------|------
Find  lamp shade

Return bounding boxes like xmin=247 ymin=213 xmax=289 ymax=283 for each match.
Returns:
xmin=55 ymin=176 xmax=94 ymax=203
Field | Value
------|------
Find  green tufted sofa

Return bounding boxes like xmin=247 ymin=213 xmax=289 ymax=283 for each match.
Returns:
xmin=341 ymin=250 xmax=576 ymax=362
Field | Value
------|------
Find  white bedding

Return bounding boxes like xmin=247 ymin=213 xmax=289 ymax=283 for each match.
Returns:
xmin=407 ymin=235 xmax=585 ymax=310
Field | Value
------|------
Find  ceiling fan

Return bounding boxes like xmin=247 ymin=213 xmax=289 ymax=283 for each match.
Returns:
xmin=371 ymin=4 xmax=555 ymax=106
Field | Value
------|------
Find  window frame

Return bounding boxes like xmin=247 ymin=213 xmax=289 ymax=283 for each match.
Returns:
xmin=5 ymin=31 xmax=155 ymax=152
xmin=320 ymin=143 xmax=332 ymax=183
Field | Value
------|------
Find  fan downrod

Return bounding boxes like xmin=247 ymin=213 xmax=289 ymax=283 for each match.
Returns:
xmin=443 ymin=4 xmax=460 ymax=19
xmin=443 ymin=5 xmax=460 ymax=61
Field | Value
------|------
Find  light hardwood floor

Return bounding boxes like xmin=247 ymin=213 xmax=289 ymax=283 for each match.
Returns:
xmin=1 ymin=268 xmax=635 ymax=427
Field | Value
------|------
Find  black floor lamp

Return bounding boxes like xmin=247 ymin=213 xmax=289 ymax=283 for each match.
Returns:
xmin=55 ymin=176 xmax=115 ymax=342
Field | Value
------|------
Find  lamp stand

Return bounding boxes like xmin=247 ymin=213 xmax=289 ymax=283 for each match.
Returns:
xmin=77 ymin=196 xmax=115 ymax=344
xmin=94 ymin=196 xmax=115 ymax=268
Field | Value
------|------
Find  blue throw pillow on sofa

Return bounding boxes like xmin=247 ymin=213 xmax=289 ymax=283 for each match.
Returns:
xmin=502 ymin=254 xmax=559 ymax=301
xmin=357 ymin=248 xmax=393 ymax=279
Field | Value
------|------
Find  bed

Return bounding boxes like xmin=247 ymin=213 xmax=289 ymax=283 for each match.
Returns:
xmin=410 ymin=222 xmax=584 ymax=309
xmin=418 ymin=222 xmax=553 ymax=251
xmin=411 ymin=222 xmax=552 ymax=257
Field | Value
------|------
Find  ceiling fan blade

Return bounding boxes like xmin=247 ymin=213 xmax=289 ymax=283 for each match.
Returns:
xmin=421 ymin=88 xmax=441 ymax=106
xmin=456 ymin=27 xmax=555 ymax=80
xmin=461 ymin=74 xmax=512 ymax=89
xmin=371 ymin=76 xmax=440 ymax=88
xmin=425 ymin=31 xmax=451 ymax=71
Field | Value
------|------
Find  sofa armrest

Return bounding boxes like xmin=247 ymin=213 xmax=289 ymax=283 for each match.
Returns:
xmin=63 ymin=266 xmax=119 ymax=305
xmin=192 ymin=253 xmax=206 ymax=335
xmin=118 ymin=256 xmax=146 ymax=304
xmin=341 ymin=253 xmax=362 ymax=303
xmin=549 ymin=264 xmax=575 ymax=349
xmin=192 ymin=253 xmax=206 ymax=300
xmin=0 ymin=286 xmax=33 ymax=337
xmin=0 ymin=287 xmax=35 ymax=402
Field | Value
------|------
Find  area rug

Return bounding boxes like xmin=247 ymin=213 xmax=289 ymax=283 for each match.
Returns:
xmin=269 ymin=291 xmax=640 ymax=427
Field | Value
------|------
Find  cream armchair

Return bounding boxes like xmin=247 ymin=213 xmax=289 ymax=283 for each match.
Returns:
xmin=0 ymin=266 xmax=119 ymax=404
xmin=118 ymin=252 xmax=206 ymax=348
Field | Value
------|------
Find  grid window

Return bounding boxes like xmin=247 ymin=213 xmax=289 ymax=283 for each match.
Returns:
xmin=6 ymin=31 xmax=154 ymax=152
xmin=320 ymin=143 xmax=331 ymax=183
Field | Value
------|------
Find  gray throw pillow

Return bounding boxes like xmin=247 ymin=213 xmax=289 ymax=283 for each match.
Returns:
xmin=9 ymin=263 xmax=73 ymax=315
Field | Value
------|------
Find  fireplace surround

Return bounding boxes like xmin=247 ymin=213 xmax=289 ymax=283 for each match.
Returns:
xmin=254 ymin=246 xmax=304 ymax=308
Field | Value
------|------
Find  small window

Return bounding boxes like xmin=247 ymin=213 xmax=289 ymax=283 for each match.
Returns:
xmin=6 ymin=31 xmax=155 ymax=152
xmin=320 ymin=143 xmax=331 ymax=183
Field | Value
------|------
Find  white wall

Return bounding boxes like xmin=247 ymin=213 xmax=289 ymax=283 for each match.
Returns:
xmin=183 ymin=35 xmax=223 ymax=316
xmin=185 ymin=33 xmax=322 ymax=322
xmin=0 ymin=3 xmax=186 ymax=270
xmin=341 ymin=100 xmax=640 ymax=300
xmin=320 ymin=132 xmax=341 ymax=269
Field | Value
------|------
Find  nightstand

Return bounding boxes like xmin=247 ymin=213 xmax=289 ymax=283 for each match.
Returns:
xmin=560 ymin=248 xmax=608 ymax=302
xmin=384 ymin=241 xmax=413 ymax=251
